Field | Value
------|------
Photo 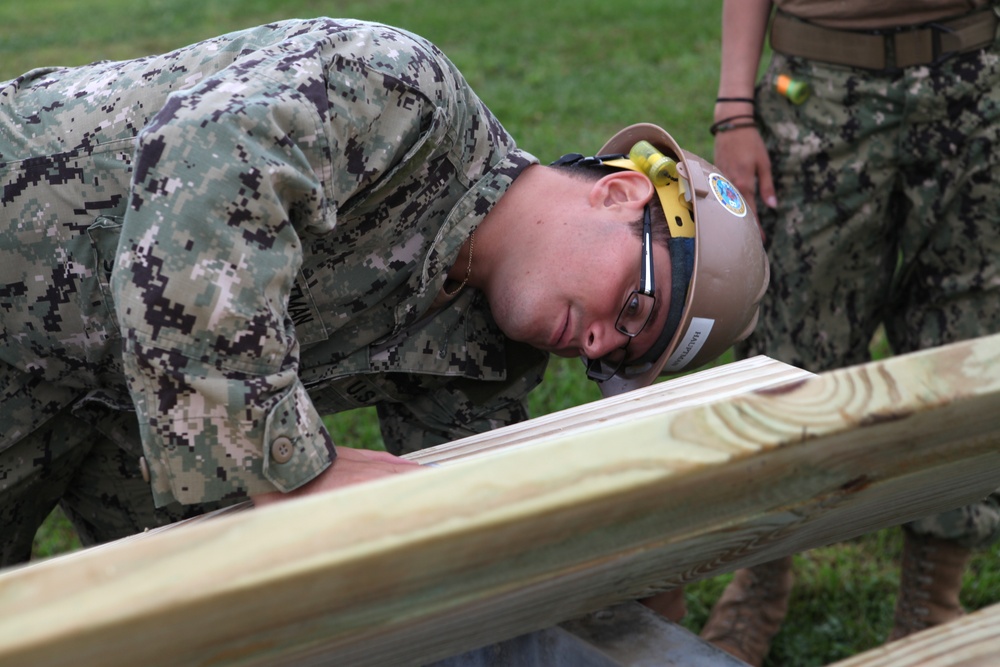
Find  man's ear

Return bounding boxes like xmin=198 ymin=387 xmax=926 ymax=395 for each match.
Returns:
xmin=590 ymin=170 xmax=655 ymax=211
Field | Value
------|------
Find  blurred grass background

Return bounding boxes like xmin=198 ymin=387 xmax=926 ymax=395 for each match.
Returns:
xmin=6 ymin=2 xmax=997 ymax=664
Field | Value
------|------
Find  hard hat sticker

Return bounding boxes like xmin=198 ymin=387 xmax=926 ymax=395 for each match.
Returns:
xmin=709 ymin=173 xmax=748 ymax=218
xmin=664 ymin=316 xmax=715 ymax=371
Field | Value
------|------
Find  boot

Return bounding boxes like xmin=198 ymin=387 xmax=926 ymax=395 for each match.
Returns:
xmin=889 ymin=531 xmax=971 ymax=641
xmin=700 ymin=556 xmax=794 ymax=667
xmin=640 ymin=586 xmax=687 ymax=623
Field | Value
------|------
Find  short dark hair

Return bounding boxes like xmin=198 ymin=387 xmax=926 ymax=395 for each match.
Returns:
xmin=551 ymin=160 xmax=670 ymax=247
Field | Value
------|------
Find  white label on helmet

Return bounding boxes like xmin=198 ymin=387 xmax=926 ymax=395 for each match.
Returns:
xmin=709 ymin=173 xmax=748 ymax=218
xmin=664 ymin=317 xmax=715 ymax=371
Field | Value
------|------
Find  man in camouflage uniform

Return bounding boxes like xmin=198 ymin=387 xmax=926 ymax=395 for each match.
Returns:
xmin=1 ymin=19 xmax=769 ymax=566
xmin=705 ymin=0 xmax=1000 ymax=663
xmin=0 ymin=18 xmax=547 ymax=562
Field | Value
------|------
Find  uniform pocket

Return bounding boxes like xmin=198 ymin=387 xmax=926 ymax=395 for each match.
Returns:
xmin=87 ymin=214 xmax=125 ymax=335
xmin=0 ymin=211 xmax=124 ymax=382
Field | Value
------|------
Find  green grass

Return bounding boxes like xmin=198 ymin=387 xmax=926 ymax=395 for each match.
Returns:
xmin=10 ymin=2 xmax=998 ymax=663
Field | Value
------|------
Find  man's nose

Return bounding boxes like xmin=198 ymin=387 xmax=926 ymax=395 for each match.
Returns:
xmin=582 ymin=320 xmax=629 ymax=360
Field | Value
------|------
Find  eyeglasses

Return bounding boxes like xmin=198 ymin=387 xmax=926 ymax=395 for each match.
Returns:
xmin=585 ymin=205 xmax=657 ymax=381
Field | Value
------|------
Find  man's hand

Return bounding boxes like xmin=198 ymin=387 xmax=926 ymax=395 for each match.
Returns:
xmin=251 ymin=446 xmax=423 ymax=509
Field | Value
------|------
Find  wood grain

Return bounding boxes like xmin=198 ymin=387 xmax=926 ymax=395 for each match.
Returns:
xmin=408 ymin=354 xmax=813 ymax=465
xmin=2 ymin=338 xmax=999 ymax=667
xmin=829 ymin=602 xmax=1000 ymax=667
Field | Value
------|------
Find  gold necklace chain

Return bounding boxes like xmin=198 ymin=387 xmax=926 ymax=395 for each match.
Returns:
xmin=443 ymin=228 xmax=475 ymax=297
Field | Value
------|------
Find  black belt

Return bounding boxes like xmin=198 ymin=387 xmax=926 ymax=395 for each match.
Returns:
xmin=770 ymin=7 xmax=999 ymax=71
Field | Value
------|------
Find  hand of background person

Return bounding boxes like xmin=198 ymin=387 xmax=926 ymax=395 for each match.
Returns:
xmin=713 ymin=125 xmax=776 ymax=231
xmin=251 ymin=446 xmax=423 ymax=508
xmin=713 ymin=0 xmax=775 ymax=235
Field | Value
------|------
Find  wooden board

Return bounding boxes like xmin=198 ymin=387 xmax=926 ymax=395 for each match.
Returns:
xmin=408 ymin=354 xmax=814 ymax=465
xmin=109 ymin=355 xmax=814 ymax=530
xmin=2 ymin=337 xmax=1000 ymax=666
xmin=829 ymin=602 xmax=1000 ymax=667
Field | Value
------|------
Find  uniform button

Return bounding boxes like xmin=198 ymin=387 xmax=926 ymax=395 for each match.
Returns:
xmin=139 ymin=457 xmax=151 ymax=484
xmin=270 ymin=437 xmax=295 ymax=464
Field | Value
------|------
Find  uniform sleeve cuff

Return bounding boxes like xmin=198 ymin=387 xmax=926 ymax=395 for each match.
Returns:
xmin=261 ymin=380 xmax=335 ymax=493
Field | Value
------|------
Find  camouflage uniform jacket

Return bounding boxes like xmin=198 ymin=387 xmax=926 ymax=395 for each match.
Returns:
xmin=0 ymin=19 xmax=547 ymax=507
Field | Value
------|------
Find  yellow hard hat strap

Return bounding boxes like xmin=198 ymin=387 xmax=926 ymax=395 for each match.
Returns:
xmin=602 ymin=156 xmax=695 ymax=239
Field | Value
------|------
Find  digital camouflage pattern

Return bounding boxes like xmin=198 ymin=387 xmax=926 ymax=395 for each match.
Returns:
xmin=737 ymin=42 xmax=1000 ymax=547
xmin=0 ymin=18 xmax=546 ymax=529
xmin=0 ymin=402 xmax=237 ymax=564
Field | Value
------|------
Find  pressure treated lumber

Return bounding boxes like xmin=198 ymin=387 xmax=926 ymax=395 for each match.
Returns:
xmin=407 ymin=353 xmax=814 ymax=465
xmin=3 ymin=335 xmax=1000 ymax=667
xmin=114 ymin=355 xmax=814 ymax=530
xmin=829 ymin=602 xmax=1000 ymax=667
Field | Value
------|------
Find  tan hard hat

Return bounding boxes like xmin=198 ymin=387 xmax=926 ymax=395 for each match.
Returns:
xmin=594 ymin=123 xmax=769 ymax=397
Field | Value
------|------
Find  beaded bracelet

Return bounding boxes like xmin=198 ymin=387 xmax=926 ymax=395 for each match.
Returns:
xmin=709 ymin=114 xmax=757 ymax=136
xmin=716 ymin=96 xmax=755 ymax=105
xmin=712 ymin=122 xmax=757 ymax=136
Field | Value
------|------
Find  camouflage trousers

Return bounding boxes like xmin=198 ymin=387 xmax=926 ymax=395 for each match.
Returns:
xmin=736 ymin=41 xmax=1000 ymax=549
xmin=0 ymin=361 xmax=236 ymax=567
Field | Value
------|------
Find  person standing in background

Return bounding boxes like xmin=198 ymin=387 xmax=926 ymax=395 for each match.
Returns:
xmin=706 ymin=1 xmax=1000 ymax=664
